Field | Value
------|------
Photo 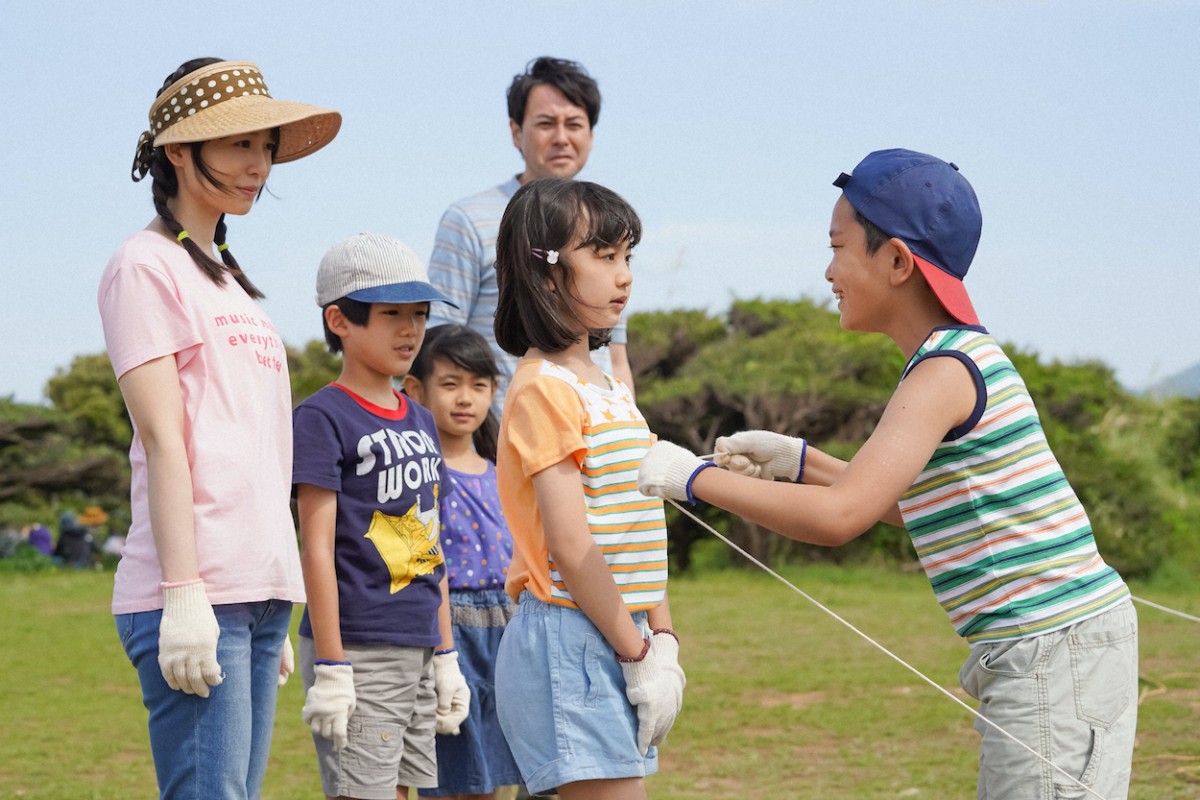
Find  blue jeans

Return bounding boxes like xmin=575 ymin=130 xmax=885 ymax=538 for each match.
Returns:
xmin=116 ymin=600 xmax=293 ymax=800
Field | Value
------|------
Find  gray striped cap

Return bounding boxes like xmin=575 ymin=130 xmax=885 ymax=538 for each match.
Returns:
xmin=316 ymin=232 xmax=457 ymax=308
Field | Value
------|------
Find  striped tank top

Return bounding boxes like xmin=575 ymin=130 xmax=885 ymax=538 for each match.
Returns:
xmin=897 ymin=327 xmax=1128 ymax=643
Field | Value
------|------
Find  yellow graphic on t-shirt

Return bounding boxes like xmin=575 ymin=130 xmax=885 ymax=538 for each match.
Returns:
xmin=363 ymin=488 xmax=443 ymax=594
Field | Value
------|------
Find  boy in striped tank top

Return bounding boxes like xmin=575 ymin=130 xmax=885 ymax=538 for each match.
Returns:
xmin=638 ymin=149 xmax=1137 ymax=799
xmin=491 ymin=179 xmax=685 ymax=799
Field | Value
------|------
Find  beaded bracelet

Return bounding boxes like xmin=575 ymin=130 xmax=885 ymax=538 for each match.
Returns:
xmin=652 ymin=628 xmax=679 ymax=643
xmin=615 ymin=637 xmax=652 ymax=663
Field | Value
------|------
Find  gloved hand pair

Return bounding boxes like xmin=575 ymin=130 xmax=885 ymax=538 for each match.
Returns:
xmin=158 ymin=581 xmax=298 ymax=695
xmin=712 ymin=430 xmax=807 ymax=482
xmin=620 ymin=630 xmax=687 ymax=756
xmin=637 ymin=430 xmax=807 ymax=502
xmin=159 ymin=579 xmax=299 ymax=695
xmin=303 ymin=649 xmax=472 ymax=751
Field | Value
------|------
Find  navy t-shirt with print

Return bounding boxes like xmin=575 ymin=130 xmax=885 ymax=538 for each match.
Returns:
xmin=293 ymin=383 xmax=445 ymax=647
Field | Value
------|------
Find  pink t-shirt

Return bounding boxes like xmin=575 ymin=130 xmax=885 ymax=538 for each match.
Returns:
xmin=98 ymin=230 xmax=304 ymax=613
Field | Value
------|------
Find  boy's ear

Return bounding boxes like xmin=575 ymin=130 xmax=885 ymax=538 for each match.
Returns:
xmin=324 ymin=303 xmax=351 ymax=336
xmin=400 ymin=374 xmax=423 ymax=401
xmin=886 ymin=237 xmax=918 ymax=286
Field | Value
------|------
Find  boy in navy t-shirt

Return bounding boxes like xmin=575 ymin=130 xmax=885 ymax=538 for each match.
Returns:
xmin=294 ymin=232 xmax=470 ymax=800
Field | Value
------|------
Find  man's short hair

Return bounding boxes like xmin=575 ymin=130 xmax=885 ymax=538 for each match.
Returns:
xmin=506 ymin=56 xmax=601 ymax=128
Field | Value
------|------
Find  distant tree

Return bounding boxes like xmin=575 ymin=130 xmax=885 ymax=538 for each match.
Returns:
xmin=627 ymin=309 xmax=727 ymax=384
xmin=288 ymin=341 xmax=341 ymax=405
xmin=46 ymin=353 xmax=131 ymax=450
xmin=0 ymin=398 xmax=127 ymax=529
xmin=1158 ymin=396 xmax=1200 ymax=484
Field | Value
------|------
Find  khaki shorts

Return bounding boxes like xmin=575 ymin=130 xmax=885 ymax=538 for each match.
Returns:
xmin=959 ymin=600 xmax=1138 ymax=799
xmin=299 ymin=637 xmax=438 ymax=800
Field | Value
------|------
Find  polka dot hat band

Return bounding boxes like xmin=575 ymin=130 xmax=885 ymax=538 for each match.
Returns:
xmin=150 ymin=63 xmax=270 ymax=138
xmin=131 ymin=60 xmax=341 ymax=181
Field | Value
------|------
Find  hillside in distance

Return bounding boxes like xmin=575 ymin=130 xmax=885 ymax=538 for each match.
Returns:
xmin=1149 ymin=360 xmax=1200 ymax=397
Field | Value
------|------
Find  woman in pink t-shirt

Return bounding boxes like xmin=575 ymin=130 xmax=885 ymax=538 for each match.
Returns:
xmin=98 ymin=57 xmax=339 ymax=799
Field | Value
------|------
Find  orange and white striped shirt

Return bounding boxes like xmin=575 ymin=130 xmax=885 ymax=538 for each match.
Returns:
xmin=498 ymin=358 xmax=668 ymax=610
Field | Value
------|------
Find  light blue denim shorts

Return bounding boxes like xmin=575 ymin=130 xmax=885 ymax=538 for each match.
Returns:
xmin=494 ymin=591 xmax=657 ymax=796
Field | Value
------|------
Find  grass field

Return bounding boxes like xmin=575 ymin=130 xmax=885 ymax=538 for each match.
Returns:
xmin=1 ymin=565 xmax=1196 ymax=799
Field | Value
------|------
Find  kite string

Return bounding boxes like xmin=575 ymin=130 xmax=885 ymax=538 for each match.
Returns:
xmin=667 ymin=498 xmax=1111 ymax=800
xmin=1131 ymin=595 xmax=1200 ymax=623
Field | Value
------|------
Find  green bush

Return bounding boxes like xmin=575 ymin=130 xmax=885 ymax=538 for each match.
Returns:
xmin=0 ymin=543 xmax=57 ymax=573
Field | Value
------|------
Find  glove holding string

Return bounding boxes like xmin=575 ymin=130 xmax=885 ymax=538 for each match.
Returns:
xmin=636 ymin=441 xmax=716 ymax=504
xmin=713 ymin=430 xmax=808 ymax=482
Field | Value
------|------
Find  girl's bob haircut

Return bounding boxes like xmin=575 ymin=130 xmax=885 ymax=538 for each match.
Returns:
xmin=407 ymin=324 xmax=501 ymax=462
xmin=494 ymin=178 xmax=641 ymax=358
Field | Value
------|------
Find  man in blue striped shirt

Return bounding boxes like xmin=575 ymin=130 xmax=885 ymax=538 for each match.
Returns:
xmin=427 ymin=57 xmax=632 ymax=414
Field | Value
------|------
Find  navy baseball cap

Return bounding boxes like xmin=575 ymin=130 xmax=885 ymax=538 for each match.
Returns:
xmin=833 ymin=149 xmax=982 ymax=325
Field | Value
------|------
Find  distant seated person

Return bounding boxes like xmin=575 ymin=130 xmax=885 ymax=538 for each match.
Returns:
xmin=78 ymin=505 xmax=109 ymax=532
xmin=102 ymin=531 xmax=127 ymax=558
xmin=0 ymin=527 xmax=21 ymax=559
xmin=55 ymin=511 xmax=99 ymax=569
xmin=26 ymin=523 xmax=54 ymax=557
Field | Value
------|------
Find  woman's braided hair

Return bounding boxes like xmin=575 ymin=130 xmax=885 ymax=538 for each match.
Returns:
xmin=134 ymin=57 xmax=265 ymax=299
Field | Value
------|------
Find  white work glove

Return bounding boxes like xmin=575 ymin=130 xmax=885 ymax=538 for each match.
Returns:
xmin=652 ymin=630 xmax=686 ymax=723
xmin=637 ymin=441 xmax=714 ymax=504
xmin=714 ymin=430 xmax=807 ymax=481
xmin=620 ymin=640 xmax=680 ymax=756
xmin=158 ymin=581 xmax=223 ymax=697
xmin=433 ymin=651 xmax=471 ymax=735
xmin=303 ymin=663 xmax=356 ymax=751
xmin=278 ymin=635 xmax=295 ymax=687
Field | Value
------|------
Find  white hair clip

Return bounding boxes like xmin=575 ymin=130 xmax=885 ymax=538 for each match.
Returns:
xmin=531 ymin=248 xmax=559 ymax=265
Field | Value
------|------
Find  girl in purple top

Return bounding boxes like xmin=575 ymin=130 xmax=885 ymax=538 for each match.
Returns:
xmin=405 ymin=325 xmax=521 ymax=800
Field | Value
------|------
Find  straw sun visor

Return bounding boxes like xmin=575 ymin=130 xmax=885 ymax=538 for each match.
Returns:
xmin=149 ymin=61 xmax=341 ymax=164
xmin=156 ymin=95 xmax=341 ymax=163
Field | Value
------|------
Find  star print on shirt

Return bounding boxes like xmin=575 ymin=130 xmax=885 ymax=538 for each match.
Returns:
xmin=362 ymin=486 xmax=443 ymax=594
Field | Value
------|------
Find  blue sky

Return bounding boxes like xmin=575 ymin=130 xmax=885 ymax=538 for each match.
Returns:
xmin=2 ymin=1 xmax=1197 ymax=404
